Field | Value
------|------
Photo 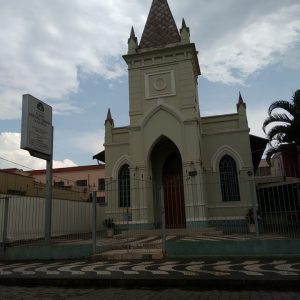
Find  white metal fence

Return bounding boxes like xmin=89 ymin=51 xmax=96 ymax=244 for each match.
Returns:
xmin=1 ymin=174 xmax=299 ymax=256
xmin=0 ymin=193 xmax=105 ymax=246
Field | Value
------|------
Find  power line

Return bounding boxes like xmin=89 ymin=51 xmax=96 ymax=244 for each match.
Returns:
xmin=0 ymin=155 xmax=78 ymax=185
xmin=0 ymin=155 xmax=35 ymax=170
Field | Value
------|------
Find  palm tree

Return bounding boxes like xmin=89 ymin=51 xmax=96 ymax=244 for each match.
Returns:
xmin=262 ymin=90 xmax=300 ymax=163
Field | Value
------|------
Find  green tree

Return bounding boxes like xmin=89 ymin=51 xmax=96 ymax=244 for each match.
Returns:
xmin=262 ymin=90 xmax=300 ymax=163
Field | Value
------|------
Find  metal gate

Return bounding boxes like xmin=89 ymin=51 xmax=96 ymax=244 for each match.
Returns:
xmin=92 ymin=179 xmax=166 ymax=259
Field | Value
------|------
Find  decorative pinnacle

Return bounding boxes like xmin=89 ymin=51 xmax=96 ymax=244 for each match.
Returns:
xmin=128 ymin=26 xmax=138 ymax=45
xmin=237 ymin=92 xmax=246 ymax=110
xmin=105 ymin=108 xmax=114 ymax=126
xmin=180 ymin=18 xmax=190 ymax=42
xmin=130 ymin=26 xmax=136 ymax=39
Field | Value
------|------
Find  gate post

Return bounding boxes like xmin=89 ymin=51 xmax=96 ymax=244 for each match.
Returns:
xmin=160 ymin=186 xmax=166 ymax=255
xmin=250 ymin=172 xmax=260 ymax=237
xmin=1 ymin=197 xmax=9 ymax=249
xmin=91 ymin=191 xmax=97 ymax=255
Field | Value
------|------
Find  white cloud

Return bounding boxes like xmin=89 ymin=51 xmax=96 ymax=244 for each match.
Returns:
xmin=0 ymin=132 xmax=77 ymax=170
xmin=0 ymin=0 xmax=299 ymax=120
xmin=52 ymin=159 xmax=77 ymax=169
xmin=199 ymin=3 xmax=300 ymax=84
xmin=0 ymin=0 xmax=146 ymax=120
xmin=247 ymin=107 xmax=269 ymax=138
xmin=69 ymin=130 xmax=105 ymax=155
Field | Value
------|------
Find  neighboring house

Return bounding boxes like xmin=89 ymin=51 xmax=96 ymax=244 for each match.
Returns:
xmin=27 ymin=165 xmax=106 ymax=203
xmin=256 ymin=144 xmax=299 ymax=180
xmin=255 ymin=147 xmax=300 ymax=231
xmin=93 ymin=0 xmax=264 ymax=229
xmin=0 ymin=169 xmax=34 ymax=196
xmin=0 ymin=169 xmax=90 ymax=201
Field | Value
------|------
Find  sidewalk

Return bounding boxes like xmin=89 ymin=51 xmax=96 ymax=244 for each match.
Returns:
xmin=1 ymin=258 xmax=300 ymax=290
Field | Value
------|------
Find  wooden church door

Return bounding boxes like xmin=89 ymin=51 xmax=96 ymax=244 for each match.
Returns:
xmin=162 ymin=152 xmax=186 ymax=228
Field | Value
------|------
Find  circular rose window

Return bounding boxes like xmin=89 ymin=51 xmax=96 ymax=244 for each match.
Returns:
xmin=153 ymin=77 xmax=167 ymax=91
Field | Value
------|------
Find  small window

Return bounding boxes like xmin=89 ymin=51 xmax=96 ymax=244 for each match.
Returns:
xmin=97 ymin=196 xmax=106 ymax=206
xmin=54 ymin=181 xmax=64 ymax=187
xmin=119 ymin=164 xmax=130 ymax=207
xmin=76 ymin=180 xmax=87 ymax=187
xmin=219 ymin=155 xmax=240 ymax=202
xmin=98 ymin=178 xmax=105 ymax=191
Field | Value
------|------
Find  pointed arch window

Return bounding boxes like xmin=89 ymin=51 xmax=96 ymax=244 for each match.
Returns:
xmin=219 ymin=155 xmax=240 ymax=202
xmin=119 ymin=164 xmax=130 ymax=207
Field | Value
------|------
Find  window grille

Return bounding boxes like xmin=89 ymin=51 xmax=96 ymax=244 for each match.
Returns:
xmin=119 ymin=164 xmax=130 ymax=207
xmin=54 ymin=181 xmax=64 ymax=187
xmin=98 ymin=178 xmax=105 ymax=191
xmin=97 ymin=196 xmax=106 ymax=206
xmin=76 ymin=180 xmax=87 ymax=187
xmin=219 ymin=155 xmax=240 ymax=202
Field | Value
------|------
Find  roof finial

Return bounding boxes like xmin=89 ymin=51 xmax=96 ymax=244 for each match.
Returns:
xmin=105 ymin=108 xmax=114 ymax=126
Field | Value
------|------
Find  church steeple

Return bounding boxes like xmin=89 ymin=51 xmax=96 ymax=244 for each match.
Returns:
xmin=139 ymin=0 xmax=181 ymax=49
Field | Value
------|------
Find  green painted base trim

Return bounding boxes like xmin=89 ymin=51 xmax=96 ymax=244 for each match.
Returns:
xmin=186 ymin=221 xmax=209 ymax=228
xmin=96 ymin=244 xmax=112 ymax=254
xmin=208 ymin=219 xmax=265 ymax=234
xmin=115 ymin=223 xmax=156 ymax=232
xmin=186 ymin=219 xmax=256 ymax=233
xmin=0 ymin=243 xmax=93 ymax=261
xmin=166 ymin=239 xmax=300 ymax=258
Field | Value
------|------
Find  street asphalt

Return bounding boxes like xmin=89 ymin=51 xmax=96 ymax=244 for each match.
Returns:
xmin=1 ymin=286 xmax=300 ymax=299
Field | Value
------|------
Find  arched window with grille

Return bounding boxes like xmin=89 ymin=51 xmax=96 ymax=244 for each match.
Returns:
xmin=219 ymin=155 xmax=240 ymax=202
xmin=119 ymin=164 xmax=130 ymax=207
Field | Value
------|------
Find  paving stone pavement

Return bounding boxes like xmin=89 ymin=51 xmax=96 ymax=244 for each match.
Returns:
xmin=1 ymin=259 xmax=300 ymax=278
xmin=0 ymin=286 xmax=300 ymax=300
xmin=0 ymin=258 xmax=300 ymax=292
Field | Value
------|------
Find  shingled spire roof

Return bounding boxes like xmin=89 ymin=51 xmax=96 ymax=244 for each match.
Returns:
xmin=139 ymin=0 xmax=181 ymax=49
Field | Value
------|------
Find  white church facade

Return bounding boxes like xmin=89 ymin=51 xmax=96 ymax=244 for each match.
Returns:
xmin=94 ymin=0 xmax=257 ymax=230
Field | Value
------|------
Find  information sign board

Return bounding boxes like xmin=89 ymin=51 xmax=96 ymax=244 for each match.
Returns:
xmin=21 ymin=94 xmax=52 ymax=160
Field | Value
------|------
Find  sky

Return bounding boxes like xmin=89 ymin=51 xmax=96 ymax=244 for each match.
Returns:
xmin=0 ymin=0 xmax=299 ymax=170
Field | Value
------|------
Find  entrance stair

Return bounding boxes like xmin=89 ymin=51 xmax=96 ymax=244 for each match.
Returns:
xmin=93 ymin=227 xmax=223 ymax=260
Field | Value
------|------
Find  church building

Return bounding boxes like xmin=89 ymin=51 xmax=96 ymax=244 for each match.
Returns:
xmin=94 ymin=0 xmax=257 ymax=230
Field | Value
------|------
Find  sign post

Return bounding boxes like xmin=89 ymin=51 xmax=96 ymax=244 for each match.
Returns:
xmin=21 ymin=94 xmax=53 ymax=241
xmin=45 ymin=126 xmax=53 ymax=241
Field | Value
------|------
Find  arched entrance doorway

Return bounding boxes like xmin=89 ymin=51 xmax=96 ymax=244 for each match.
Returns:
xmin=150 ymin=136 xmax=186 ymax=228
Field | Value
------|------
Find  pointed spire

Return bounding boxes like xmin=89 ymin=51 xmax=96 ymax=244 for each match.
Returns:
xmin=130 ymin=26 xmax=136 ymax=39
xmin=139 ymin=0 xmax=181 ymax=49
xmin=180 ymin=18 xmax=190 ymax=44
xmin=237 ymin=92 xmax=246 ymax=110
xmin=128 ymin=26 xmax=138 ymax=54
xmin=181 ymin=18 xmax=187 ymax=29
xmin=105 ymin=108 xmax=114 ymax=126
